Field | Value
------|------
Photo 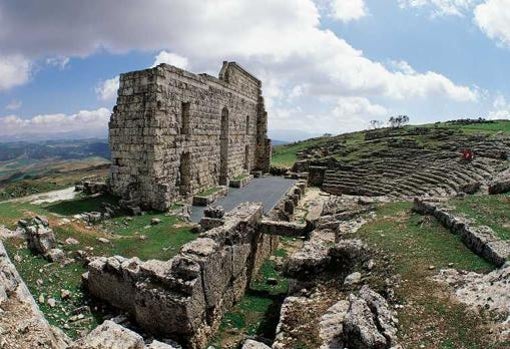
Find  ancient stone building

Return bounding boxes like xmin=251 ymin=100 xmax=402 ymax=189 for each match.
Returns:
xmin=109 ymin=62 xmax=271 ymax=210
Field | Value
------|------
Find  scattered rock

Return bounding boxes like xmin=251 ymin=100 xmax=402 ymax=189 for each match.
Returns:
xmin=151 ymin=218 xmax=162 ymax=226
xmin=344 ymin=272 xmax=362 ymax=286
xmin=61 ymin=289 xmax=71 ymax=300
xmin=47 ymin=298 xmax=56 ymax=308
xmin=19 ymin=217 xmax=57 ymax=255
xmin=204 ymin=205 xmax=225 ymax=219
xmin=46 ymin=248 xmax=65 ymax=262
xmin=65 ymin=238 xmax=80 ymax=245
xmin=97 ymin=238 xmax=110 ymax=244
xmin=242 ymin=339 xmax=271 ymax=349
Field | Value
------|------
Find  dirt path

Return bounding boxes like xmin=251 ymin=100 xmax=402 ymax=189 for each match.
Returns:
xmin=2 ymin=186 xmax=78 ymax=205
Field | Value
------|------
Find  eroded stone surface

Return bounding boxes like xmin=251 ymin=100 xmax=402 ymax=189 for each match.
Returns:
xmin=86 ymin=202 xmax=278 ymax=349
xmin=0 ymin=241 xmax=70 ymax=349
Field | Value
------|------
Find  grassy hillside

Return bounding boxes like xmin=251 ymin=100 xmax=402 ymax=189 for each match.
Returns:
xmin=271 ymin=119 xmax=510 ymax=168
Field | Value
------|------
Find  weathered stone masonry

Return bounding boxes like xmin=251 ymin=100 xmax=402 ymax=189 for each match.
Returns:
xmin=85 ymin=203 xmax=279 ymax=349
xmin=109 ymin=62 xmax=271 ymax=211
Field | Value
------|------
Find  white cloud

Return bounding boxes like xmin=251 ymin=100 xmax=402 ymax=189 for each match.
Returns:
xmin=0 ymin=55 xmax=31 ymax=91
xmin=95 ymin=76 xmax=120 ymax=101
xmin=330 ymin=0 xmax=367 ymax=22
xmin=0 ymin=108 xmax=111 ymax=137
xmin=5 ymin=99 xmax=22 ymax=111
xmin=474 ymin=0 xmax=510 ymax=47
xmin=152 ymin=51 xmax=190 ymax=69
xmin=487 ymin=94 xmax=510 ymax=119
xmin=270 ymin=97 xmax=387 ymax=133
xmin=389 ymin=60 xmax=416 ymax=75
xmin=398 ymin=0 xmax=478 ymax=17
xmin=0 ymin=0 xmax=479 ymax=134
xmin=45 ymin=56 xmax=70 ymax=69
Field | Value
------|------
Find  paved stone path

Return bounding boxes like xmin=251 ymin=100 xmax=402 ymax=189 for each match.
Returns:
xmin=191 ymin=176 xmax=297 ymax=222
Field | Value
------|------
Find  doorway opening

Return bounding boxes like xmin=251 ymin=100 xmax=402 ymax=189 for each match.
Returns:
xmin=220 ymin=107 xmax=229 ymax=185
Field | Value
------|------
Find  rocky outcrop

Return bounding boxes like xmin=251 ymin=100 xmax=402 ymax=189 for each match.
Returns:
xmin=17 ymin=216 xmax=68 ymax=263
xmin=19 ymin=216 xmax=56 ymax=255
xmin=320 ymin=286 xmax=398 ymax=349
xmin=413 ymin=198 xmax=510 ymax=266
xmin=86 ymin=203 xmax=278 ymax=349
xmin=434 ymin=264 xmax=510 ymax=315
xmin=242 ymin=339 xmax=271 ymax=349
xmin=285 ymin=232 xmax=369 ymax=281
xmin=274 ymin=287 xmax=398 ymax=349
xmin=0 ymin=241 xmax=70 ymax=349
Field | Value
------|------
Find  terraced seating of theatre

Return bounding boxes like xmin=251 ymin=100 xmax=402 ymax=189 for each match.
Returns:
xmin=286 ymin=124 xmax=510 ymax=198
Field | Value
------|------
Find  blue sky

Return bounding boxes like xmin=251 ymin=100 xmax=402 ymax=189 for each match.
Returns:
xmin=0 ymin=0 xmax=509 ymax=142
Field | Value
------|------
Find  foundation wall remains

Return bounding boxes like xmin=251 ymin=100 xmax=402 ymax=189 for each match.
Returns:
xmin=85 ymin=203 xmax=278 ymax=349
xmin=413 ymin=198 xmax=510 ymax=266
xmin=109 ymin=62 xmax=271 ymax=211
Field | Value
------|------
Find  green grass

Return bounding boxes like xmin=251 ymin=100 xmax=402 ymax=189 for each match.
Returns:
xmin=449 ymin=193 xmax=510 ymax=240
xmin=197 ymin=186 xmax=222 ymax=197
xmin=355 ymin=202 xmax=504 ymax=348
xmin=446 ymin=120 xmax=510 ymax=135
xmin=233 ymin=174 xmax=250 ymax=181
xmin=271 ymin=138 xmax=326 ymax=168
xmin=4 ymin=238 xmax=105 ymax=339
xmin=1 ymin=192 xmax=197 ymax=338
xmin=270 ymin=120 xmax=510 ymax=169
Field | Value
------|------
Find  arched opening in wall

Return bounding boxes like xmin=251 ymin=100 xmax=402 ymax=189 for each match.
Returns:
xmin=244 ymin=145 xmax=250 ymax=171
xmin=220 ymin=107 xmax=229 ymax=185
xmin=246 ymin=115 xmax=250 ymax=135
xmin=179 ymin=152 xmax=191 ymax=196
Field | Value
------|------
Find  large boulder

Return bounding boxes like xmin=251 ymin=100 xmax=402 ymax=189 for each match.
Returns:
xmin=69 ymin=321 xmax=145 ymax=349
xmin=343 ymin=294 xmax=388 ymax=349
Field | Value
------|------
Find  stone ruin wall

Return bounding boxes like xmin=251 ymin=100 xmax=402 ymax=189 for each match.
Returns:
xmin=85 ymin=203 xmax=279 ymax=349
xmin=109 ymin=62 xmax=271 ymax=211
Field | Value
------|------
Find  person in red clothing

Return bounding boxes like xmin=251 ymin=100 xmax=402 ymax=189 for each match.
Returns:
xmin=461 ymin=149 xmax=474 ymax=162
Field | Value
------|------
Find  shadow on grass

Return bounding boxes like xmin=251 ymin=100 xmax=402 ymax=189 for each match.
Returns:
xmin=245 ymin=288 xmax=286 ymax=342
xmin=44 ymin=194 xmax=120 ymax=216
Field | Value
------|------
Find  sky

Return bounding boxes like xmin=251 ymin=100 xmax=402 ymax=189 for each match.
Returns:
xmin=0 ymin=0 xmax=510 ymax=142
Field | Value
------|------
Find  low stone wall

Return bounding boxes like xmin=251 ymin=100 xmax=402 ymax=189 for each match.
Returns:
xmin=259 ymin=219 xmax=313 ymax=238
xmin=266 ymin=180 xmax=307 ymax=221
xmin=413 ymin=198 xmax=510 ymax=267
xmin=85 ymin=203 xmax=278 ymax=349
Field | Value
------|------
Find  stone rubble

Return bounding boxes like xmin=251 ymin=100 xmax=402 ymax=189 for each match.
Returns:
xmin=241 ymin=339 xmax=271 ymax=349
xmin=86 ymin=202 xmax=278 ymax=349
xmin=434 ymin=264 xmax=510 ymax=316
xmin=69 ymin=320 xmax=177 ymax=349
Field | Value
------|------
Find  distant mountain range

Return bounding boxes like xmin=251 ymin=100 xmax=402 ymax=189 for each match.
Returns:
xmin=0 ymin=139 xmax=110 ymax=162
